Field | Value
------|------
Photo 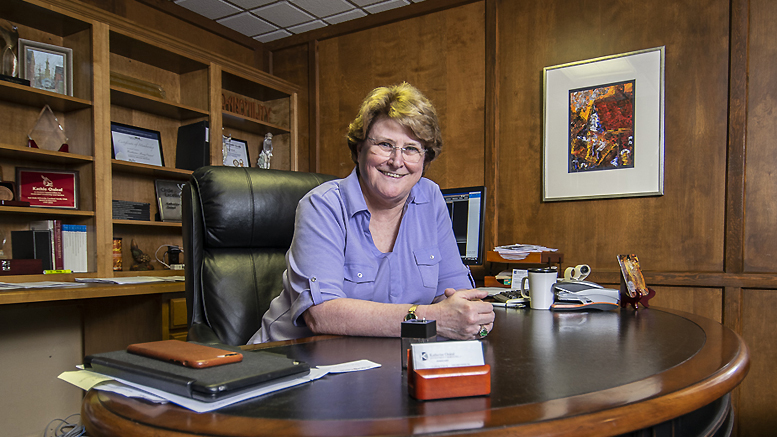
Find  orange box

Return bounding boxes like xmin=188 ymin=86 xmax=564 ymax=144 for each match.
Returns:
xmin=408 ymin=356 xmax=491 ymax=401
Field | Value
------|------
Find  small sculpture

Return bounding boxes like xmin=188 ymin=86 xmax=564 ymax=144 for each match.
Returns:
xmin=0 ymin=20 xmax=19 ymax=78
xmin=257 ymin=133 xmax=273 ymax=169
xmin=130 ymin=239 xmax=154 ymax=271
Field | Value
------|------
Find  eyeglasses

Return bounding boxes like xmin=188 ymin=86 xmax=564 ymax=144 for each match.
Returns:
xmin=366 ymin=137 xmax=426 ymax=163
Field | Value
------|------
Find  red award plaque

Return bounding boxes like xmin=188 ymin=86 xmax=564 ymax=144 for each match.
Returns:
xmin=16 ymin=168 xmax=79 ymax=209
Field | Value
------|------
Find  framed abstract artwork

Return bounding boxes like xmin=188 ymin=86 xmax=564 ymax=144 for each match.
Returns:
xmin=543 ymin=47 xmax=665 ymax=201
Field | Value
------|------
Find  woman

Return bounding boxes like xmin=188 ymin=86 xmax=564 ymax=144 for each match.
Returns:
xmin=249 ymin=83 xmax=494 ymax=343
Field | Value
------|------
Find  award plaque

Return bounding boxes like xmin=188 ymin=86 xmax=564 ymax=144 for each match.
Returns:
xmin=154 ymin=179 xmax=185 ymax=222
xmin=111 ymin=122 xmax=164 ymax=167
xmin=16 ymin=168 xmax=78 ymax=209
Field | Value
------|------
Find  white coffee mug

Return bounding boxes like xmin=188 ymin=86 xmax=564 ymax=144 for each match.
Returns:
xmin=520 ymin=267 xmax=558 ymax=310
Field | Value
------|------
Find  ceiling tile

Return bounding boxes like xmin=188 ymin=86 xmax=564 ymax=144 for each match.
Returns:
xmin=324 ymin=9 xmax=368 ymax=25
xmin=227 ymin=0 xmax=276 ymax=9
xmin=174 ymin=0 xmax=241 ymax=20
xmin=254 ymin=29 xmax=292 ymax=43
xmin=252 ymin=1 xmax=314 ymax=28
xmin=287 ymin=19 xmax=327 ymax=34
xmin=364 ymin=0 xmax=411 ymax=15
xmin=351 ymin=0 xmax=385 ymax=6
xmin=167 ymin=0 xmax=424 ymax=44
xmin=217 ymin=12 xmax=276 ymax=36
xmin=291 ymin=0 xmax=354 ymax=18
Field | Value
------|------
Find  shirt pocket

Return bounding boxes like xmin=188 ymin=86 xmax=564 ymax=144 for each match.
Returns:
xmin=414 ymin=247 xmax=441 ymax=289
xmin=343 ymin=263 xmax=377 ymax=300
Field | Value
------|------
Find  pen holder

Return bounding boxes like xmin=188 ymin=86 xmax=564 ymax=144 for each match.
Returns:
xmin=407 ymin=355 xmax=491 ymax=401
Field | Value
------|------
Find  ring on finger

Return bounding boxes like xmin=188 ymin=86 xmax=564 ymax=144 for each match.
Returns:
xmin=478 ymin=324 xmax=488 ymax=338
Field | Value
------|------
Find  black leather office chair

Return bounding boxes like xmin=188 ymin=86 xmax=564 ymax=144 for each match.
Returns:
xmin=182 ymin=166 xmax=336 ymax=346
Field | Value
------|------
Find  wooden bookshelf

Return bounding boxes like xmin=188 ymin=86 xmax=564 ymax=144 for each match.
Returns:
xmin=0 ymin=0 xmax=299 ymax=298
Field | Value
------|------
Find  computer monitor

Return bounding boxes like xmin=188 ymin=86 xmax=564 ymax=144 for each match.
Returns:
xmin=441 ymin=186 xmax=486 ymax=265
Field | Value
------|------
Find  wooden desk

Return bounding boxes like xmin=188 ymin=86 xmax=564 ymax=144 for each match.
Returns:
xmin=82 ymin=308 xmax=749 ymax=436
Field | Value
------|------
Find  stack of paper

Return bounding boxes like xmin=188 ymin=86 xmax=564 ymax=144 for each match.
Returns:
xmin=75 ymin=276 xmax=184 ymax=284
xmin=0 ymin=281 xmax=87 ymax=290
xmin=493 ymin=244 xmax=557 ymax=260
xmin=59 ymin=359 xmax=380 ymax=413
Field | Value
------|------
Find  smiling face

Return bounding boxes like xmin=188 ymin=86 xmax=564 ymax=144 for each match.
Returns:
xmin=357 ymin=115 xmax=425 ymax=211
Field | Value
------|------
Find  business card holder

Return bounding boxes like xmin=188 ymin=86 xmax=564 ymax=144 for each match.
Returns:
xmin=407 ymin=355 xmax=491 ymax=400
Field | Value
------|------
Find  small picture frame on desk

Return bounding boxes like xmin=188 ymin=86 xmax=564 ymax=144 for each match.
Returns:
xmin=18 ymin=38 xmax=73 ymax=96
xmin=15 ymin=168 xmax=78 ymax=209
xmin=111 ymin=122 xmax=165 ymax=167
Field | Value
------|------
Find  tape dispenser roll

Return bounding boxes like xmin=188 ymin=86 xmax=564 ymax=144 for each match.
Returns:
xmin=564 ymin=264 xmax=591 ymax=281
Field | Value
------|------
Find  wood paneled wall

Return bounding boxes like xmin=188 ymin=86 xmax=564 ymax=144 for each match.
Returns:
xmin=273 ymin=2 xmax=486 ymax=190
xmin=269 ymin=0 xmax=775 ymax=434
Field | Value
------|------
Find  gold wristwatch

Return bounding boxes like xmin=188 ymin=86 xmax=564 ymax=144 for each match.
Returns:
xmin=404 ymin=304 xmax=419 ymax=321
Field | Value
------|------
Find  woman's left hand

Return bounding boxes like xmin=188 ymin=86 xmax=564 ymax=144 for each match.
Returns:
xmin=427 ymin=288 xmax=495 ymax=340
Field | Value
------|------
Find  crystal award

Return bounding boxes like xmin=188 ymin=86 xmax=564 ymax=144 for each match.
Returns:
xmin=27 ymin=105 xmax=69 ymax=152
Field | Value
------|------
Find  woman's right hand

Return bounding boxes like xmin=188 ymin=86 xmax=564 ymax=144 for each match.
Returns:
xmin=426 ymin=288 xmax=495 ymax=340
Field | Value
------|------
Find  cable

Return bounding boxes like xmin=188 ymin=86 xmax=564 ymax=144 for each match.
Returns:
xmin=43 ymin=413 xmax=87 ymax=437
xmin=155 ymin=244 xmax=184 ymax=270
xmin=155 ymin=244 xmax=171 ymax=269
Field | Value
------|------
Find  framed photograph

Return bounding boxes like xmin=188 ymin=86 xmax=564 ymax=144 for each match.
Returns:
xmin=154 ymin=179 xmax=185 ymax=222
xmin=18 ymin=38 xmax=73 ymax=96
xmin=543 ymin=47 xmax=665 ymax=201
xmin=617 ymin=254 xmax=648 ymax=298
xmin=111 ymin=122 xmax=165 ymax=167
xmin=222 ymin=136 xmax=250 ymax=167
xmin=15 ymin=168 xmax=79 ymax=209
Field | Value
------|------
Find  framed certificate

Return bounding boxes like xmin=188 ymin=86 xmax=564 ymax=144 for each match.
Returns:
xmin=155 ymin=179 xmax=185 ymax=222
xmin=222 ymin=136 xmax=250 ymax=167
xmin=16 ymin=168 xmax=79 ymax=209
xmin=111 ymin=122 xmax=165 ymax=167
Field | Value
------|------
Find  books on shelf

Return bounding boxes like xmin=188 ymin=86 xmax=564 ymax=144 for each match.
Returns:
xmin=29 ymin=219 xmax=63 ymax=270
xmin=62 ymin=224 xmax=88 ymax=273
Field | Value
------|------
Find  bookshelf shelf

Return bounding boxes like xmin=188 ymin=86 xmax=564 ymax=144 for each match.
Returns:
xmin=0 ymin=81 xmax=93 ymax=112
xmin=110 ymin=87 xmax=209 ymax=120
xmin=0 ymin=143 xmax=94 ymax=165
xmin=111 ymin=160 xmax=192 ymax=178
xmin=222 ymin=111 xmax=290 ymax=136
xmin=112 ymin=220 xmax=182 ymax=228
xmin=0 ymin=206 xmax=95 ymax=217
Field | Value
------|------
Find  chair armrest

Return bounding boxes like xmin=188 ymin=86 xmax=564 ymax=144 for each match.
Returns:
xmin=187 ymin=322 xmax=225 ymax=345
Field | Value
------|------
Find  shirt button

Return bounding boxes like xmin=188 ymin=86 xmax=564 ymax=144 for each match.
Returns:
xmin=311 ymin=277 xmax=317 ymax=282
xmin=430 ymin=255 xmax=435 ymax=259
xmin=357 ymin=273 xmax=363 ymax=278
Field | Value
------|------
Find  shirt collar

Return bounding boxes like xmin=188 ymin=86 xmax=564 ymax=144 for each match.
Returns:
xmin=339 ymin=167 xmax=432 ymax=218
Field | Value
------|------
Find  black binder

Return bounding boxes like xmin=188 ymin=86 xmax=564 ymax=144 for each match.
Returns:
xmin=175 ymin=120 xmax=210 ymax=171
xmin=11 ymin=230 xmax=53 ymax=271
xmin=84 ymin=344 xmax=309 ymax=402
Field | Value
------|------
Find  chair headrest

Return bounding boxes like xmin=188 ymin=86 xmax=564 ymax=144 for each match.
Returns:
xmin=190 ymin=167 xmax=336 ymax=249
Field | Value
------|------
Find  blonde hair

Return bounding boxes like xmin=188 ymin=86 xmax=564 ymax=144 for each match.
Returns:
xmin=346 ymin=83 xmax=442 ymax=168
